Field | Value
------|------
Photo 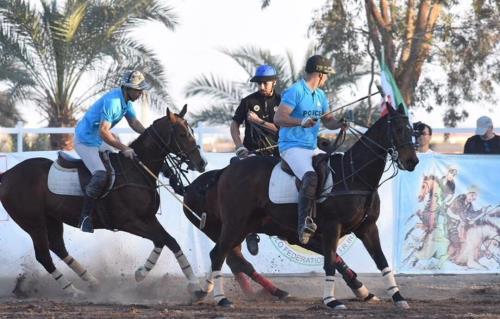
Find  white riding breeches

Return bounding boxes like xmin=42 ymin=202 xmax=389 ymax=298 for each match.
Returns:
xmin=280 ymin=147 xmax=325 ymax=180
xmin=74 ymin=136 xmax=114 ymax=174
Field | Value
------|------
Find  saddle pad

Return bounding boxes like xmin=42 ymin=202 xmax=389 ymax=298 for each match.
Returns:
xmin=268 ymin=163 xmax=332 ymax=204
xmin=48 ymin=162 xmax=84 ymax=196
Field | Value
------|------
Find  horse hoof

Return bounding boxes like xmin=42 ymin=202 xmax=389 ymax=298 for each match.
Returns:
xmin=273 ymin=288 xmax=290 ymax=300
xmin=326 ymin=300 xmax=347 ymax=310
xmin=192 ymin=290 xmax=208 ymax=302
xmin=395 ymin=300 xmax=410 ymax=309
xmin=68 ymin=285 xmax=86 ymax=298
xmin=364 ymin=293 xmax=380 ymax=303
xmin=135 ymin=267 xmax=147 ymax=282
xmin=217 ymin=298 xmax=234 ymax=308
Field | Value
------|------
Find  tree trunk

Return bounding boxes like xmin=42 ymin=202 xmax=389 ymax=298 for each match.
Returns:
xmin=48 ymin=111 xmax=76 ymax=151
xmin=366 ymin=0 xmax=443 ymax=107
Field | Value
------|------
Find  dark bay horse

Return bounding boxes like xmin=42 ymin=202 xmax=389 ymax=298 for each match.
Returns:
xmin=198 ymin=104 xmax=418 ymax=309
xmin=0 ymin=105 xmax=207 ymax=297
xmin=183 ymin=169 xmax=379 ymax=302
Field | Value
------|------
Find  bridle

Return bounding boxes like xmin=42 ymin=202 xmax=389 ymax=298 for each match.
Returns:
xmin=145 ymin=117 xmax=200 ymax=166
xmin=329 ymin=112 xmax=416 ymax=192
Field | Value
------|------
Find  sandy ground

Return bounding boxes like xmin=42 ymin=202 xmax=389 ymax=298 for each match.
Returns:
xmin=0 ymin=273 xmax=499 ymax=318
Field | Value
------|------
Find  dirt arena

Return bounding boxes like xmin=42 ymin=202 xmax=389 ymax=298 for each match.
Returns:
xmin=0 ymin=273 xmax=499 ymax=318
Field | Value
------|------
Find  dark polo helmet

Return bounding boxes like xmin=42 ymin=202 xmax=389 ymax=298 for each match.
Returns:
xmin=305 ymin=55 xmax=336 ymax=75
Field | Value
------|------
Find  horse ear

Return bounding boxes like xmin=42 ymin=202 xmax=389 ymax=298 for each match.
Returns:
xmin=166 ymin=108 xmax=174 ymax=121
xmin=179 ymin=104 xmax=187 ymax=118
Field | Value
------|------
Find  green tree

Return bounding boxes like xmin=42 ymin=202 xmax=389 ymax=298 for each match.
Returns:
xmin=0 ymin=0 xmax=178 ymax=149
xmin=263 ymin=0 xmax=499 ymax=126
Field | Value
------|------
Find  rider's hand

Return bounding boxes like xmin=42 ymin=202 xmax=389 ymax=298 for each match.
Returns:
xmin=235 ymin=146 xmax=249 ymax=159
xmin=247 ymin=111 xmax=262 ymax=125
xmin=301 ymin=117 xmax=317 ymax=128
xmin=122 ymin=147 xmax=137 ymax=160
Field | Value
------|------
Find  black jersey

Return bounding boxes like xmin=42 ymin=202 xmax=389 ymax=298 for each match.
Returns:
xmin=232 ymin=91 xmax=281 ymax=151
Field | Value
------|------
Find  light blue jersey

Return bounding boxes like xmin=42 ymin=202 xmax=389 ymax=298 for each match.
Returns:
xmin=278 ymin=79 xmax=329 ymax=151
xmin=75 ymin=88 xmax=137 ymax=146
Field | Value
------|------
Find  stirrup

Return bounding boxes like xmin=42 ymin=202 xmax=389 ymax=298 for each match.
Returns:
xmin=245 ymin=233 xmax=260 ymax=256
xmin=79 ymin=215 xmax=94 ymax=233
xmin=298 ymin=217 xmax=317 ymax=245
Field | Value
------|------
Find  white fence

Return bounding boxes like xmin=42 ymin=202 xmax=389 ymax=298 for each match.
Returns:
xmin=0 ymin=122 xmax=484 ymax=152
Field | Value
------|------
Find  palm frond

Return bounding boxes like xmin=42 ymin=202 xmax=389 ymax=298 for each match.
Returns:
xmin=185 ymin=74 xmax=246 ymax=103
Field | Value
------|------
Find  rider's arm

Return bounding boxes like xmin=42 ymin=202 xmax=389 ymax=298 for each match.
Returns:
xmin=273 ymin=104 xmax=302 ymax=127
xmin=230 ymin=120 xmax=243 ymax=148
xmin=247 ymin=111 xmax=278 ymax=133
xmin=321 ymin=113 xmax=344 ymax=130
xmin=99 ymin=121 xmax=130 ymax=152
xmin=126 ymin=116 xmax=145 ymax=134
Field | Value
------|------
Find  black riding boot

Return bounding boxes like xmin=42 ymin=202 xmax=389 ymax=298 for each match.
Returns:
xmin=297 ymin=171 xmax=318 ymax=244
xmin=79 ymin=195 xmax=95 ymax=233
xmin=245 ymin=233 xmax=260 ymax=256
xmin=79 ymin=170 xmax=107 ymax=233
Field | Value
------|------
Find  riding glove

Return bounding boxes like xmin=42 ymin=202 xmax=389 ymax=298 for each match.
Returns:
xmin=122 ymin=148 xmax=137 ymax=160
xmin=235 ymin=146 xmax=249 ymax=159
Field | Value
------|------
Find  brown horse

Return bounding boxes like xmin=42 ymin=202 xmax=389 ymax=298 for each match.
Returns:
xmin=0 ymin=105 xmax=207 ymax=297
xmin=183 ymin=169 xmax=379 ymax=302
xmin=197 ymin=104 xmax=418 ymax=309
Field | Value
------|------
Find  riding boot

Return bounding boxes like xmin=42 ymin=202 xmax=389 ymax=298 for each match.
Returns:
xmin=297 ymin=171 xmax=318 ymax=245
xmin=79 ymin=194 xmax=95 ymax=233
xmin=78 ymin=170 xmax=107 ymax=233
xmin=245 ymin=233 xmax=260 ymax=256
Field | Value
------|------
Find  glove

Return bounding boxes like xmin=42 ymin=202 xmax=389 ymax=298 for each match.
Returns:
xmin=235 ymin=146 xmax=249 ymax=159
xmin=301 ymin=117 xmax=317 ymax=128
xmin=122 ymin=148 xmax=137 ymax=160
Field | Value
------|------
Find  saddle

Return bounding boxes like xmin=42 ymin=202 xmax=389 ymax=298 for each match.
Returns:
xmin=280 ymin=153 xmax=331 ymax=197
xmin=56 ymin=151 xmax=115 ymax=198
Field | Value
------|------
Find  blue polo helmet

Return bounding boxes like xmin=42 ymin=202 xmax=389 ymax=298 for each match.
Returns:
xmin=250 ymin=65 xmax=278 ymax=82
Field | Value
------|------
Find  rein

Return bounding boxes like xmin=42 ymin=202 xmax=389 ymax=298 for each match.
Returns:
xmin=327 ymin=113 xmax=414 ymax=194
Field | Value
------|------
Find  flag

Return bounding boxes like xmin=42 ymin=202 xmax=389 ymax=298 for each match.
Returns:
xmin=379 ymin=59 xmax=408 ymax=117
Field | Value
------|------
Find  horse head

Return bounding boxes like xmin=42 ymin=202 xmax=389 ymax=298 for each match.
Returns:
xmin=149 ymin=104 xmax=207 ymax=172
xmin=384 ymin=104 xmax=419 ymax=171
xmin=418 ymin=175 xmax=439 ymax=202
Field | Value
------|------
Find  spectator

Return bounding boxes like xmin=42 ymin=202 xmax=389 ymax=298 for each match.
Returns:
xmin=463 ymin=116 xmax=500 ymax=154
xmin=414 ymin=122 xmax=433 ymax=153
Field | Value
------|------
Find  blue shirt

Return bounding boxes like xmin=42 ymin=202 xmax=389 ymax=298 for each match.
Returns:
xmin=278 ymin=79 xmax=329 ymax=151
xmin=75 ymin=88 xmax=137 ymax=146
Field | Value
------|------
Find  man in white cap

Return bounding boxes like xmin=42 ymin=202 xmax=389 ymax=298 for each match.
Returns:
xmin=74 ymin=70 xmax=150 ymax=232
xmin=464 ymin=116 xmax=500 ymax=154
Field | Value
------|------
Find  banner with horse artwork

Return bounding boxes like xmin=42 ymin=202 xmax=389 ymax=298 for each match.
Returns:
xmin=394 ymin=154 xmax=500 ymax=273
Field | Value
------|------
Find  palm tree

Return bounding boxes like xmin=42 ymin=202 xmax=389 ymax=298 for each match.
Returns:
xmin=185 ymin=45 xmax=376 ymax=126
xmin=0 ymin=0 xmax=178 ymax=149
xmin=184 ymin=46 xmax=307 ymax=125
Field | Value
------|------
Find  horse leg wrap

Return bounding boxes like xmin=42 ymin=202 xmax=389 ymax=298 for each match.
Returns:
xmin=203 ymin=272 xmax=214 ymax=294
xmin=322 ymin=276 xmax=336 ymax=305
xmin=136 ymin=247 xmax=162 ymax=282
xmin=63 ymin=256 xmax=98 ymax=286
xmin=251 ymin=271 xmax=277 ymax=294
xmin=235 ymin=272 xmax=254 ymax=294
xmin=175 ymin=250 xmax=198 ymax=288
xmin=212 ymin=271 xmax=225 ymax=303
xmin=381 ymin=267 xmax=399 ymax=295
xmin=51 ymin=269 xmax=82 ymax=296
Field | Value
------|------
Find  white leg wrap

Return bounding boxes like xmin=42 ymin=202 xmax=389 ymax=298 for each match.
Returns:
xmin=145 ymin=247 xmax=162 ymax=271
xmin=175 ymin=250 xmax=196 ymax=283
xmin=212 ymin=271 xmax=225 ymax=303
xmin=51 ymin=269 xmax=73 ymax=291
xmin=135 ymin=247 xmax=162 ymax=282
xmin=63 ymin=255 xmax=98 ymax=285
xmin=323 ymin=276 xmax=336 ymax=305
xmin=203 ymin=272 xmax=214 ymax=293
xmin=381 ymin=267 xmax=399 ymax=295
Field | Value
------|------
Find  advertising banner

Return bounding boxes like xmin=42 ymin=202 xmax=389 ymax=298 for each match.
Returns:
xmin=394 ymin=154 xmax=500 ymax=273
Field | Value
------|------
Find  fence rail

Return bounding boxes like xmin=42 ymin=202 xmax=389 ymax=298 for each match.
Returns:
xmin=0 ymin=121 xmax=489 ymax=153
